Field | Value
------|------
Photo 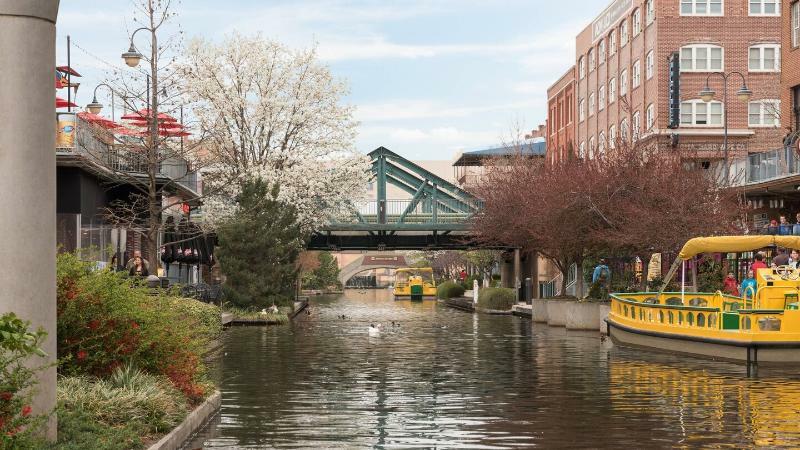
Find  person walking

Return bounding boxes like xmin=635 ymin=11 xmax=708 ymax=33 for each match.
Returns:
xmin=128 ymin=256 xmax=149 ymax=277
xmin=592 ymin=258 xmax=611 ymax=294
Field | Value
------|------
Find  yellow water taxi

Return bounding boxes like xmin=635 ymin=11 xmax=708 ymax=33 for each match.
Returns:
xmin=607 ymin=236 xmax=800 ymax=365
xmin=393 ymin=267 xmax=437 ymax=300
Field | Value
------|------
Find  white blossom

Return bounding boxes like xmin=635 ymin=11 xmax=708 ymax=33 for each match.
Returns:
xmin=181 ymin=34 xmax=369 ymax=231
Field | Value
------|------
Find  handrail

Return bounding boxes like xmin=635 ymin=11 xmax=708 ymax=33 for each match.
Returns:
xmin=743 ymin=285 xmax=756 ymax=309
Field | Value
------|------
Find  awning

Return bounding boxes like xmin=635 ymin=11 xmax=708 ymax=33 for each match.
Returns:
xmin=76 ymin=111 xmax=120 ymax=129
xmin=678 ymin=236 xmax=800 ymax=260
xmin=56 ymin=97 xmax=78 ymax=108
xmin=121 ymin=109 xmax=178 ymax=122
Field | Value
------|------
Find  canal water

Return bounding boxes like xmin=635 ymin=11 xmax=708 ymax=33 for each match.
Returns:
xmin=189 ymin=290 xmax=800 ymax=448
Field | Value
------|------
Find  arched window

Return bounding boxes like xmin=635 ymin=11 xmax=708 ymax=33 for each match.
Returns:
xmin=646 ymin=51 xmax=654 ymax=79
xmin=598 ymin=132 xmax=606 ymax=155
xmin=579 ymin=141 xmax=586 ymax=159
xmin=609 ymin=31 xmax=617 ymax=55
xmin=608 ymin=125 xmax=616 ymax=149
xmin=646 ymin=0 xmax=655 ymax=23
xmin=589 ymin=92 xmax=595 ymax=116
xmin=608 ymin=78 xmax=616 ymax=103
xmin=620 ymin=19 xmax=629 ymax=46
xmin=599 ymin=86 xmax=606 ymax=111
xmin=632 ymin=8 xmax=642 ymax=36
xmin=588 ymin=136 xmax=596 ymax=159
xmin=620 ymin=118 xmax=630 ymax=140
xmin=632 ymin=111 xmax=641 ymax=140
xmin=620 ymin=69 xmax=628 ymax=96
xmin=646 ymin=103 xmax=655 ymax=131
xmin=579 ymin=56 xmax=586 ymax=79
xmin=588 ymin=48 xmax=596 ymax=72
xmin=598 ymin=39 xmax=606 ymax=64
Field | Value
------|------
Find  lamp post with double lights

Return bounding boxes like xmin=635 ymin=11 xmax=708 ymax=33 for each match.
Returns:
xmin=698 ymin=71 xmax=753 ymax=185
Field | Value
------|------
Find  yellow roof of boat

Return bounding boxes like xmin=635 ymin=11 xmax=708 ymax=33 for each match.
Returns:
xmin=395 ymin=267 xmax=433 ymax=273
xmin=679 ymin=236 xmax=800 ymax=260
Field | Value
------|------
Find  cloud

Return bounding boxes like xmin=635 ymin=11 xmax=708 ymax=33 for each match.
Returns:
xmin=355 ymin=99 xmax=545 ymax=122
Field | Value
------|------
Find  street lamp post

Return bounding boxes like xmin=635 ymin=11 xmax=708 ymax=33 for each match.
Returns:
xmin=86 ymin=82 xmax=116 ymax=119
xmin=698 ymin=72 xmax=753 ymax=185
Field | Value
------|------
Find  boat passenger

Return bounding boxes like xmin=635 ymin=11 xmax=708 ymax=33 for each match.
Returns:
xmin=790 ymin=250 xmax=800 ymax=269
xmin=723 ymin=272 xmax=740 ymax=297
xmin=751 ymin=252 xmax=767 ymax=272
xmin=774 ymin=248 xmax=790 ymax=267
xmin=741 ymin=270 xmax=757 ymax=299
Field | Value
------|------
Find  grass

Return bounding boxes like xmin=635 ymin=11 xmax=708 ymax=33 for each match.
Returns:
xmin=57 ymin=365 xmax=189 ymax=441
xmin=223 ymin=305 xmax=291 ymax=324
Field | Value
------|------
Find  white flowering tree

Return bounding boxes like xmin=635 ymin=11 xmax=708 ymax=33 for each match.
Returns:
xmin=181 ymin=34 xmax=369 ymax=233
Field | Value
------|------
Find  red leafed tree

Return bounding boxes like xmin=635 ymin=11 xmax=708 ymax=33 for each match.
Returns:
xmin=472 ymin=139 xmax=744 ymax=295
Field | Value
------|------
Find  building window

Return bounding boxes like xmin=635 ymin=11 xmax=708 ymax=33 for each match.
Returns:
xmin=680 ymin=44 xmax=724 ymax=72
xmin=646 ymin=0 xmax=655 ymax=24
xmin=589 ymin=137 xmax=596 ymax=159
xmin=599 ymin=86 xmax=606 ymax=111
xmin=633 ymin=9 xmax=642 ymax=36
xmin=749 ymin=0 xmax=779 ymax=15
xmin=632 ymin=60 xmax=641 ymax=88
xmin=609 ymin=31 xmax=617 ymax=55
xmin=620 ymin=69 xmax=628 ymax=97
xmin=646 ymin=51 xmax=654 ymax=79
xmin=681 ymin=100 xmax=724 ymax=126
xmin=681 ymin=0 xmax=723 ymax=15
xmin=748 ymin=100 xmax=781 ymax=126
xmin=598 ymin=132 xmax=607 ymax=155
xmin=646 ymin=103 xmax=655 ymax=130
xmin=609 ymin=125 xmax=616 ymax=149
xmin=589 ymin=92 xmax=596 ymax=116
xmin=599 ymin=39 xmax=606 ymax=64
xmin=749 ymin=44 xmax=780 ymax=71
xmin=579 ymin=99 xmax=585 ymax=121
xmin=794 ymin=2 xmax=800 ymax=48
xmin=589 ymin=48 xmax=596 ymax=72
xmin=608 ymin=78 xmax=616 ymax=103
xmin=579 ymin=57 xmax=585 ymax=79
xmin=579 ymin=141 xmax=586 ymax=158
xmin=620 ymin=20 xmax=629 ymax=46
xmin=620 ymin=119 xmax=630 ymax=140
xmin=633 ymin=111 xmax=641 ymax=139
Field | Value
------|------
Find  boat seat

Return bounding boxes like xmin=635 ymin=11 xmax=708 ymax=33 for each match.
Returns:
xmin=726 ymin=302 xmax=741 ymax=312
xmin=758 ymin=317 xmax=781 ymax=331
xmin=643 ymin=297 xmax=658 ymax=304
xmin=688 ymin=298 xmax=708 ymax=307
xmin=665 ymin=297 xmax=683 ymax=306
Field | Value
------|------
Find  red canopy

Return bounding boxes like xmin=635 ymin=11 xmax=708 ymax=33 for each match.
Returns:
xmin=77 ymin=112 xmax=120 ymax=129
xmin=56 ymin=66 xmax=82 ymax=77
xmin=114 ymin=127 xmax=146 ymax=137
xmin=56 ymin=97 xmax=78 ymax=108
xmin=125 ymin=120 xmax=185 ymax=129
xmin=121 ymin=109 xmax=178 ymax=122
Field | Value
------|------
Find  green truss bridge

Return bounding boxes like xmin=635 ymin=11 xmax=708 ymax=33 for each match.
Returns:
xmin=307 ymin=147 xmax=483 ymax=251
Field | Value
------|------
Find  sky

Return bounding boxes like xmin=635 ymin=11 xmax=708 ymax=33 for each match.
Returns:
xmin=57 ymin=0 xmax=599 ymax=161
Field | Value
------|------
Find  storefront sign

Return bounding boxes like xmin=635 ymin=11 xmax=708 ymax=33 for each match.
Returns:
xmin=668 ymin=52 xmax=680 ymax=129
xmin=366 ymin=256 xmax=406 ymax=265
xmin=592 ymin=0 xmax=633 ymax=42
xmin=677 ymin=142 xmax=748 ymax=153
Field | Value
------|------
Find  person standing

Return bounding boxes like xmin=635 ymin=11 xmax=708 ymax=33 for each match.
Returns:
xmin=780 ymin=215 xmax=792 ymax=235
xmin=790 ymin=250 xmax=800 ymax=269
xmin=751 ymin=252 xmax=767 ymax=273
xmin=723 ymin=272 xmax=740 ymax=297
xmin=126 ymin=250 xmax=150 ymax=271
xmin=794 ymin=213 xmax=800 ymax=235
xmin=128 ymin=256 xmax=149 ymax=277
xmin=774 ymin=248 xmax=790 ymax=267
xmin=592 ymin=259 xmax=611 ymax=287
xmin=740 ymin=270 xmax=757 ymax=300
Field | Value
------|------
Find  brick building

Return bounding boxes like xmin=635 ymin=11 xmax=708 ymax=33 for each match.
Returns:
xmin=546 ymin=66 xmax=576 ymax=163
xmin=782 ymin=0 xmax=800 ymax=134
xmin=549 ymin=0 xmax=784 ymax=176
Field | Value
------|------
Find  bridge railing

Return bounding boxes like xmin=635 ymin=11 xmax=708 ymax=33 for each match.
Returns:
xmin=338 ymin=198 xmax=482 ymax=225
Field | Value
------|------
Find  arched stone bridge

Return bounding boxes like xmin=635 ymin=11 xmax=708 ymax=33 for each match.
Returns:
xmin=338 ymin=254 xmax=408 ymax=286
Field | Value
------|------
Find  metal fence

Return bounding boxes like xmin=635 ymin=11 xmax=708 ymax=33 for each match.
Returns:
xmin=345 ymin=198 xmax=482 ymax=224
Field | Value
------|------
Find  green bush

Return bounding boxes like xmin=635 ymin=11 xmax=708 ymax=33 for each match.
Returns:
xmin=478 ymin=287 xmax=516 ymax=310
xmin=0 ymin=313 xmax=49 ymax=448
xmin=50 ymin=408 xmax=144 ymax=450
xmin=437 ymin=281 xmax=465 ymax=299
xmin=57 ymin=252 xmax=216 ymax=402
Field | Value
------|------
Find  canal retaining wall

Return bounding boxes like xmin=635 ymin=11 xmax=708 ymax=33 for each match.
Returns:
xmin=533 ymin=298 xmax=610 ymax=334
xmin=152 ymin=390 xmax=221 ymax=450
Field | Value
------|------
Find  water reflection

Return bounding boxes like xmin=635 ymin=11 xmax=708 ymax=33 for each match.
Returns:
xmin=189 ymin=290 xmax=800 ymax=448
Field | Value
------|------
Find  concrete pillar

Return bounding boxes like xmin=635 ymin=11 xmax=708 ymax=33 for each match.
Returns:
xmin=0 ymin=0 xmax=59 ymax=440
xmin=500 ymin=259 xmax=513 ymax=288
xmin=531 ymin=251 xmax=540 ymax=299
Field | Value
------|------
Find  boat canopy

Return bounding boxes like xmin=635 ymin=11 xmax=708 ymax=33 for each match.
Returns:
xmin=678 ymin=236 xmax=800 ymax=260
xmin=396 ymin=267 xmax=433 ymax=273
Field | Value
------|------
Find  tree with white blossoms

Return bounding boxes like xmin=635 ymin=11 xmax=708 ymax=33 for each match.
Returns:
xmin=180 ymin=34 xmax=370 ymax=232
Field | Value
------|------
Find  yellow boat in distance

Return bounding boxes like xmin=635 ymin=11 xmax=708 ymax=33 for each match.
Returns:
xmin=393 ymin=267 xmax=437 ymax=301
xmin=607 ymin=235 xmax=800 ymax=365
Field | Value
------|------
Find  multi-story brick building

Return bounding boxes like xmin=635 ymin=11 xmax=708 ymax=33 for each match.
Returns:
xmin=782 ymin=0 xmax=800 ymax=135
xmin=553 ymin=0 xmax=783 ymax=177
xmin=546 ymin=67 xmax=576 ymax=164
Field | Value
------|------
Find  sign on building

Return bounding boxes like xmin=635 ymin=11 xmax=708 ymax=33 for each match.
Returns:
xmin=592 ymin=0 xmax=633 ymax=42
xmin=668 ymin=52 xmax=681 ymax=129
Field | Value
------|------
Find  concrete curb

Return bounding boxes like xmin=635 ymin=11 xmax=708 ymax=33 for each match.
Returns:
xmin=512 ymin=304 xmax=532 ymax=318
xmin=565 ymin=302 xmax=600 ymax=330
xmin=546 ymin=300 xmax=568 ymax=326
xmin=147 ymin=390 xmax=221 ymax=450
xmin=532 ymin=300 xmax=549 ymax=323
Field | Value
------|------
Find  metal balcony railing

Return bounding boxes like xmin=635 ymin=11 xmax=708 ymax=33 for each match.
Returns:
xmin=56 ymin=116 xmax=199 ymax=193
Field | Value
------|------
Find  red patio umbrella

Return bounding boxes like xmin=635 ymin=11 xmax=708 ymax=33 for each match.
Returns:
xmin=125 ymin=119 xmax=185 ymax=129
xmin=113 ymin=127 xmax=146 ymax=137
xmin=56 ymin=97 xmax=78 ymax=108
xmin=121 ymin=109 xmax=178 ymax=122
xmin=76 ymin=111 xmax=120 ymax=129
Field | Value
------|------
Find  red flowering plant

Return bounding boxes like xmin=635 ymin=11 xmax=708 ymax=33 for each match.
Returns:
xmin=0 ymin=313 xmax=49 ymax=448
xmin=57 ymin=253 xmax=218 ymax=403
